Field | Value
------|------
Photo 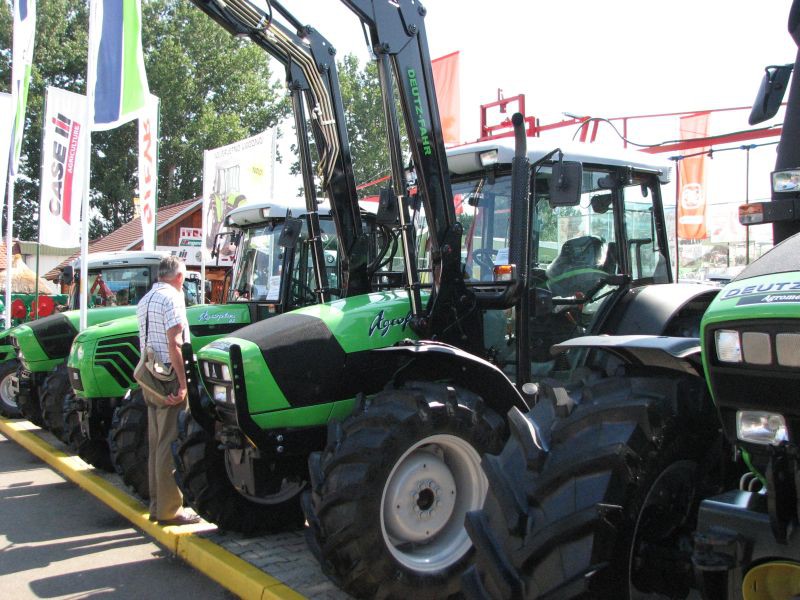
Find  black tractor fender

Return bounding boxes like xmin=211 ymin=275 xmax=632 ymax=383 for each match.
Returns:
xmin=374 ymin=340 xmax=531 ymax=415
xmin=604 ymin=282 xmax=719 ymax=337
xmin=552 ymin=334 xmax=703 ymax=377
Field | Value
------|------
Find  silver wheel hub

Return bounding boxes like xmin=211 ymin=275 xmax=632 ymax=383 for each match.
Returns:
xmin=0 ymin=373 xmax=16 ymax=407
xmin=380 ymin=433 xmax=487 ymax=573
xmin=384 ymin=452 xmax=457 ymax=542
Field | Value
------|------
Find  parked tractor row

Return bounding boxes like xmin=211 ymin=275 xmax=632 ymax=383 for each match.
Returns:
xmin=3 ymin=1 xmax=799 ymax=599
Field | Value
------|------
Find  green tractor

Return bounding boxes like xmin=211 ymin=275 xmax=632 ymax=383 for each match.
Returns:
xmin=68 ymin=201 xmax=392 ymax=493
xmin=68 ymin=0 xmax=397 ymax=493
xmin=184 ymin=2 xmax=721 ymax=597
xmin=10 ymin=251 xmax=177 ymax=435
xmin=462 ymin=4 xmax=800 ymax=600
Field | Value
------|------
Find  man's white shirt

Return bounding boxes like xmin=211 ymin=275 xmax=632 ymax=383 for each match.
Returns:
xmin=137 ymin=282 xmax=189 ymax=365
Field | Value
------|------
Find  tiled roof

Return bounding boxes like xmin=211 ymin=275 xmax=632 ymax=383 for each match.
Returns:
xmin=44 ymin=198 xmax=201 ymax=280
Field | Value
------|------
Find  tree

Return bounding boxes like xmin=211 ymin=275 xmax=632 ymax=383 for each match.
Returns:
xmin=0 ymin=0 xmax=290 ymax=241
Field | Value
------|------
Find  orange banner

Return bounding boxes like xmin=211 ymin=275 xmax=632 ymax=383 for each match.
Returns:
xmin=677 ymin=112 xmax=710 ymax=240
xmin=432 ymin=51 xmax=460 ymax=146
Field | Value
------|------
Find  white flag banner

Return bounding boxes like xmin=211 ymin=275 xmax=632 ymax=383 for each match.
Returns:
xmin=10 ymin=0 xmax=37 ymax=177
xmin=39 ymin=87 xmax=89 ymax=248
xmin=0 ymin=93 xmax=12 ymax=221
xmin=138 ymin=94 xmax=159 ymax=251
xmin=202 ymin=130 xmax=273 ymax=265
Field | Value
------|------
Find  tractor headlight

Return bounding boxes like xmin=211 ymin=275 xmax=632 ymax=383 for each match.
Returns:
xmin=737 ymin=411 xmax=788 ymax=446
xmin=212 ymin=384 xmax=229 ymax=404
xmin=76 ymin=345 xmax=85 ymax=361
xmin=479 ymin=150 xmax=498 ymax=167
xmin=221 ymin=364 xmax=231 ymax=381
xmin=715 ymin=330 xmax=742 ymax=363
xmin=772 ymin=168 xmax=800 ymax=193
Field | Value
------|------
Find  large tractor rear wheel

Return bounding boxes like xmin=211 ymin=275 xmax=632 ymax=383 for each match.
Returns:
xmin=462 ymin=374 xmax=722 ymax=600
xmin=40 ymin=365 xmax=70 ymax=441
xmin=108 ymin=390 xmax=149 ymax=499
xmin=63 ymin=392 xmax=113 ymax=472
xmin=304 ymin=382 xmax=506 ymax=600
xmin=172 ymin=410 xmax=305 ymax=535
xmin=16 ymin=367 xmax=43 ymax=426
xmin=0 ymin=359 xmax=20 ymax=418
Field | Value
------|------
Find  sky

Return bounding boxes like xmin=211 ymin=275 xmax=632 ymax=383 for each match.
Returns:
xmin=265 ymin=0 xmax=797 ymax=244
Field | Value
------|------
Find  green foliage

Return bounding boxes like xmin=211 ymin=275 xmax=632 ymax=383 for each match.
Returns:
xmin=0 ymin=0 xmax=290 ymax=241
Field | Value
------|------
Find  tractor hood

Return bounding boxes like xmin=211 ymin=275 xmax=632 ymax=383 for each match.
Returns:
xmin=197 ymin=290 xmax=425 ymax=425
xmin=12 ymin=306 xmax=136 ymax=370
xmin=68 ymin=303 xmax=253 ymax=399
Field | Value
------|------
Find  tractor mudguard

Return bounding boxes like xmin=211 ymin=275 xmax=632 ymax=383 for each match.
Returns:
xmin=604 ymin=282 xmax=719 ymax=337
xmin=374 ymin=340 xmax=530 ymax=415
xmin=551 ymin=334 xmax=703 ymax=377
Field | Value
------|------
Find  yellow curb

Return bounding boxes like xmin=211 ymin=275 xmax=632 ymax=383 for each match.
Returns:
xmin=0 ymin=417 xmax=306 ymax=600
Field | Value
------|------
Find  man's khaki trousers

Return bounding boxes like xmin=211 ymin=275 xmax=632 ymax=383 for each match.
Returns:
xmin=143 ymin=389 xmax=185 ymax=521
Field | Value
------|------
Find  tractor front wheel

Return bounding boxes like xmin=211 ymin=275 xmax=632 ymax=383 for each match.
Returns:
xmin=172 ymin=410 xmax=305 ymax=535
xmin=304 ymin=382 xmax=505 ymax=599
xmin=462 ymin=374 xmax=722 ymax=600
xmin=0 ymin=359 xmax=20 ymax=418
xmin=108 ymin=390 xmax=149 ymax=499
xmin=63 ymin=392 xmax=113 ymax=471
xmin=40 ymin=364 xmax=71 ymax=441
xmin=16 ymin=367 xmax=42 ymax=425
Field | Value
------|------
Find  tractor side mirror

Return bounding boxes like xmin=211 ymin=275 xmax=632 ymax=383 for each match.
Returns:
xmin=749 ymin=64 xmax=793 ymax=125
xmin=278 ymin=217 xmax=303 ymax=249
xmin=549 ymin=161 xmax=582 ymax=207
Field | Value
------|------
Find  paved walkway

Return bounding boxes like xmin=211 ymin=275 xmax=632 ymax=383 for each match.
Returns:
xmin=0 ymin=418 xmax=350 ymax=600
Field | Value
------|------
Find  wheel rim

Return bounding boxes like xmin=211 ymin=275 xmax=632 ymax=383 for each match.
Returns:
xmin=223 ymin=450 xmax=305 ymax=505
xmin=380 ymin=433 xmax=486 ymax=573
xmin=628 ymin=460 xmax=697 ymax=599
xmin=0 ymin=373 xmax=17 ymax=411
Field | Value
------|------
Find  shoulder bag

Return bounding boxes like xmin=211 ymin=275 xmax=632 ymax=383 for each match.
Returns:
xmin=133 ymin=295 xmax=179 ymax=405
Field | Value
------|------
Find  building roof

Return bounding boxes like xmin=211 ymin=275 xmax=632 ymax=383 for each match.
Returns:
xmin=44 ymin=198 xmax=201 ymax=280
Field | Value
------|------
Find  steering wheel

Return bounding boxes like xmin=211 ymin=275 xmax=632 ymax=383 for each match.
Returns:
xmin=472 ymin=248 xmax=498 ymax=272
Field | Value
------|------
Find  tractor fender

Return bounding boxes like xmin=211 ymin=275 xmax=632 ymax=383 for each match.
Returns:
xmin=374 ymin=341 xmax=530 ymax=415
xmin=551 ymin=334 xmax=703 ymax=377
xmin=605 ymin=283 xmax=719 ymax=337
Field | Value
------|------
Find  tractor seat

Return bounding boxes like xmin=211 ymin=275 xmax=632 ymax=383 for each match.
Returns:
xmin=546 ymin=235 xmax=608 ymax=297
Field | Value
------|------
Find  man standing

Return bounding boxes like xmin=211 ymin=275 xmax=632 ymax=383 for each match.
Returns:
xmin=137 ymin=255 xmax=200 ymax=525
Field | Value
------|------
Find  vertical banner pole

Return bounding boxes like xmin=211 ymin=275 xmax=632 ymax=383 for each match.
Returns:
xmin=4 ymin=176 xmax=13 ymax=330
xmin=674 ymin=157 xmax=680 ymax=282
xmin=200 ymin=149 xmax=207 ymax=304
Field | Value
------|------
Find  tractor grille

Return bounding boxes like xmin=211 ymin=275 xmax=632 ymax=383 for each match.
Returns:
xmin=95 ymin=335 xmax=141 ymax=389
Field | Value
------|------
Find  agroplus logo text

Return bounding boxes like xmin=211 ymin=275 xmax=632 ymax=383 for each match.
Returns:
xmin=369 ymin=310 xmax=413 ymax=337
xmin=48 ymin=113 xmax=82 ymax=224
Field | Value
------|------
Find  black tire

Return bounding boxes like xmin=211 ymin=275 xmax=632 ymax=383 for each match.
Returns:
xmin=463 ymin=373 xmax=722 ymax=600
xmin=16 ymin=367 xmax=43 ymax=426
xmin=108 ymin=390 xmax=149 ymax=499
xmin=172 ymin=410 xmax=305 ymax=535
xmin=303 ymin=382 xmax=506 ymax=600
xmin=0 ymin=359 xmax=21 ymax=418
xmin=63 ymin=392 xmax=113 ymax=472
xmin=40 ymin=364 xmax=71 ymax=441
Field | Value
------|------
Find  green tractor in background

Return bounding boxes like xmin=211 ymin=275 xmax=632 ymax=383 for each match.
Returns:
xmin=185 ymin=2 xmax=721 ymax=597
xmin=10 ymin=251 xmax=173 ymax=435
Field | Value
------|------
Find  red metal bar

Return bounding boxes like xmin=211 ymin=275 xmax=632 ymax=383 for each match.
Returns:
xmin=641 ymin=127 xmax=782 ymax=154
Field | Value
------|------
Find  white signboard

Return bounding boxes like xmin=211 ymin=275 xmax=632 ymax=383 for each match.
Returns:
xmin=202 ymin=130 xmax=273 ymax=266
xmin=157 ymin=227 xmax=204 ymax=266
xmin=138 ymin=95 xmax=159 ymax=251
xmin=39 ymin=87 xmax=89 ymax=248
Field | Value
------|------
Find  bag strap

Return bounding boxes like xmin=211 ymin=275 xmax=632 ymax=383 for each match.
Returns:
xmin=144 ymin=294 xmax=153 ymax=348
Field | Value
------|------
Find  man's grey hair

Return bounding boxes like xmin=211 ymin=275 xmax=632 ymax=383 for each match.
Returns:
xmin=158 ymin=255 xmax=185 ymax=280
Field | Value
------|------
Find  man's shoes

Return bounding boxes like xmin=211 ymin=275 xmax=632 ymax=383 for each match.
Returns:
xmin=148 ymin=514 xmax=157 ymax=522
xmin=157 ymin=511 xmax=201 ymax=526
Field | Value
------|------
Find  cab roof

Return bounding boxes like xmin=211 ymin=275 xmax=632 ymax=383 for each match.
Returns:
xmin=70 ymin=250 xmax=168 ymax=270
xmin=446 ymin=137 xmax=672 ymax=183
xmin=225 ymin=201 xmax=331 ymax=227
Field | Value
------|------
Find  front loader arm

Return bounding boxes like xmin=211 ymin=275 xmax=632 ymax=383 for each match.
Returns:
xmin=188 ymin=0 xmax=370 ymax=298
xmin=341 ymin=1 xmax=477 ymax=347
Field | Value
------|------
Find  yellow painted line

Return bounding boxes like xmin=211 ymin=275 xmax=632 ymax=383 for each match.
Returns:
xmin=0 ymin=418 xmax=306 ymax=600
